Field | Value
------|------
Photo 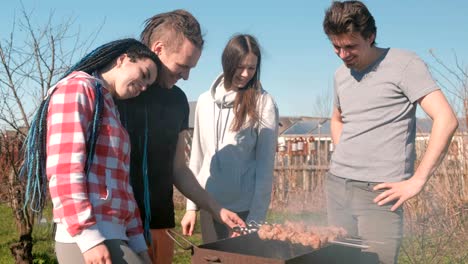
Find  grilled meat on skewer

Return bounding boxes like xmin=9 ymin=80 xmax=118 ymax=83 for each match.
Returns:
xmin=257 ymin=221 xmax=347 ymax=250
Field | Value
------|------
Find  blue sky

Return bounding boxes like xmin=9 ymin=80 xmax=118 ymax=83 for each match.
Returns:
xmin=2 ymin=0 xmax=467 ymax=117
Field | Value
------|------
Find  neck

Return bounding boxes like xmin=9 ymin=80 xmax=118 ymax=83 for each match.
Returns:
xmin=223 ymin=80 xmax=239 ymax=92
xmin=97 ymin=70 xmax=114 ymax=94
xmin=358 ymin=46 xmax=383 ymax=71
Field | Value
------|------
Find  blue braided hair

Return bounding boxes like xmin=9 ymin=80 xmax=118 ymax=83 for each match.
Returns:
xmin=20 ymin=38 xmax=160 ymax=216
xmin=118 ymin=87 xmax=153 ymax=243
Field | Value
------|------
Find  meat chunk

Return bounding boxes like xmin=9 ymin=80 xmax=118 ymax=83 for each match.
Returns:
xmin=258 ymin=222 xmax=347 ymax=249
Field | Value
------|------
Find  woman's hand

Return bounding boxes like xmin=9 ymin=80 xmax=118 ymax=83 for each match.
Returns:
xmin=181 ymin=210 xmax=197 ymax=236
xmin=83 ymin=243 xmax=112 ymax=264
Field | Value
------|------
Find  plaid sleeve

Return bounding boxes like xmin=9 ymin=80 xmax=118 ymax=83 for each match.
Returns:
xmin=46 ymin=77 xmax=100 ymax=237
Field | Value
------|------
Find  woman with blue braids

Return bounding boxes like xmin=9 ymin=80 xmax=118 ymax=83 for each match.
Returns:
xmin=20 ymin=38 xmax=159 ymax=263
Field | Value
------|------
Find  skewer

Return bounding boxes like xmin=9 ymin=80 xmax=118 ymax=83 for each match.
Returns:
xmin=342 ymin=237 xmax=385 ymax=245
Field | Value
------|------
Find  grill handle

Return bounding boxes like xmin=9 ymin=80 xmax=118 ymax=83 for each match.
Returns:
xmin=165 ymin=229 xmax=195 ymax=251
xmin=203 ymin=255 xmax=222 ymax=262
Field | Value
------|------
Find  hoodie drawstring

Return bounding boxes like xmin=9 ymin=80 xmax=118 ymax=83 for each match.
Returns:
xmin=214 ymin=95 xmax=231 ymax=152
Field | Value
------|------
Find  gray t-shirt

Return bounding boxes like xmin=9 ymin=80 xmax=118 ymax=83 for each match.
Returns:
xmin=330 ymin=48 xmax=439 ymax=182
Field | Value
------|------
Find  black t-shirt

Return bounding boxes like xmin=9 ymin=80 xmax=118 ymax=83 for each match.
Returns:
xmin=117 ymin=84 xmax=189 ymax=229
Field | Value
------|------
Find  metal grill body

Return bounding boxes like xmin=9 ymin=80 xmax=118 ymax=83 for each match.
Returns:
xmin=191 ymin=233 xmax=361 ymax=264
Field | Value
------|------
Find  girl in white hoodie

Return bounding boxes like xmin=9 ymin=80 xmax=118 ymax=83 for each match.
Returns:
xmin=181 ymin=34 xmax=279 ymax=243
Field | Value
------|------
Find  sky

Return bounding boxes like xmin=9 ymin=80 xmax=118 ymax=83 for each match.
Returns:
xmin=1 ymin=0 xmax=467 ymax=117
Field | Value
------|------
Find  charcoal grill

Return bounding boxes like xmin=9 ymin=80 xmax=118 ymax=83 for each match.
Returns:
xmin=167 ymin=230 xmax=364 ymax=264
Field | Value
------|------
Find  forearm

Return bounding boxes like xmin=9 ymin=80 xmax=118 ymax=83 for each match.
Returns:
xmin=330 ymin=107 xmax=343 ymax=144
xmin=174 ymin=166 xmax=222 ymax=220
xmin=412 ymin=116 xmax=457 ymax=182
xmin=331 ymin=121 xmax=342 ymax=144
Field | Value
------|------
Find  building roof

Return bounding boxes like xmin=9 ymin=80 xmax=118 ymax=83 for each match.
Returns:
xmin=281 ymin=118 xmax=330 ymax=136
xmin=187 ymin=103 xmax=467 ymax=136
xmin=279 ymin=117 xmax=467 ymax=137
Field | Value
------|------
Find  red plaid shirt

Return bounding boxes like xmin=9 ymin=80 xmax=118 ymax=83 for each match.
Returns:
xmin=46 ymin=71 xmax=146 ymax=253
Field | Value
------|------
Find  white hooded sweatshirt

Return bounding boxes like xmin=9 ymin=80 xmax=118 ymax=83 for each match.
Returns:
xmin=186 ymin=74 xmax=279 ymax=222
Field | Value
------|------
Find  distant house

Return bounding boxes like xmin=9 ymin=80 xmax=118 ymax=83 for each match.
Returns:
xmin=414 ymin=118 xmax=467 ymax=169
xmin=185 ymin=102 xmax=467 ymax=169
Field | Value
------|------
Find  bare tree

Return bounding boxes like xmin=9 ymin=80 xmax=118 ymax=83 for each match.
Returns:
xmin=312 ymin=82 xmax=333 ymax=168
xmin=429 ymin=49 xmax=468 ymax=189
xmin=429 ymin=49 xmax=468 ymax=123
xmin=0 ymin=6 xmax=100 ymax=263
xmin=397 ymin=50 xmax=468 ymax=264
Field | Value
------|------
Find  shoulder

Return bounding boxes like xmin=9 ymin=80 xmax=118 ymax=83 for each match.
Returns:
xmin=170 ymin=85 xmax=188 ymax=99
xmin=259 ymin=89 xmax=276 ymax=104
xmin=385 ymin=48 xmax=423 ymax=66
xmin=387 ymin=48 xmax=419 ymax=59
xmin=128 ymin=83 xmax=189 ymax=107
xmin=258 ymin=89 xmax=278 ymax=113
xmin=197 ymin=90 xmax=212 ymax=103
xmin=334 ymin=64 xmax=349 ymax=79
xmin=52 ymin=71 xmax=97 ymax=100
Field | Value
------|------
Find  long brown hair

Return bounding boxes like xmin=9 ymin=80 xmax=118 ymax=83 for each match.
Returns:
xmin=222 ymin=34 xmax=261 ymax=132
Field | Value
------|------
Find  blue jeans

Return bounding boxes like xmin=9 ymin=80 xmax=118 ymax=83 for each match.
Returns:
xmin=326 ymin=173 xmax=403 ymax=264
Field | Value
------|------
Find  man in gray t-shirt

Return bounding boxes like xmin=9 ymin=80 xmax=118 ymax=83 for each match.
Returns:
xmin=323 ymin=1 xmax=458 ymax=264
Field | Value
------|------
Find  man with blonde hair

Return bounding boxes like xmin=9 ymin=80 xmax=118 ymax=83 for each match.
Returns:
xmin=118 ymin=10 xmax=244 ymax=264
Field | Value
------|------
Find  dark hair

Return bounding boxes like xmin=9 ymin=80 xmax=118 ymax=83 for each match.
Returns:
xmin=63 ymin=38 xmax=160 ymax=78
xmin=323 ymin=1 xmax=377 ymax=45
xmin=20 ymin=38 xmax=159 ymax=214
xmin=140 ymin=9 xmax=204 ymax=52
xmin=222 ymin=34 xmax=262 ymax=132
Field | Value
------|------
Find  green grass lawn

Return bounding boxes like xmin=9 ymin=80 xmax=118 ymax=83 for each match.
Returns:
xmin=5 ymin=203 xmax=464 ymax=264
xmin=0 ymin=203 xmax=326 ymax=263
xmin=0 ymin=203 xmax=56 ymax=264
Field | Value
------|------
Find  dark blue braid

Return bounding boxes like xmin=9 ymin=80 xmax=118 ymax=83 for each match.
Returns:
xmin=21 ymin=73 xmax=104 ymax=214
xmin=142 ymin=106 xmax=152 ymax=243
xmin=85 ymin=73 xmax=104 ymax=176
xmin=119 ymin=103 xmax=152 ymax=243
xmin=21 ymin=38 xmax=157 ymax=216
xmin=21 ymin=98 xmax=49 ymax=212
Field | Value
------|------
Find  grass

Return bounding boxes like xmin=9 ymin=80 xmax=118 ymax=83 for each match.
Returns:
xmin=0 ymin=203 xmax=56 ymax=264
xmin=2 ymin=203 xmax=465 ymax=263
xmin=0 ymin=203 xmax=326 ymax=263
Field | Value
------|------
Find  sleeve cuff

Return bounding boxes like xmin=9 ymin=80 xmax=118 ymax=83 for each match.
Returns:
xmin=186 ymin=199 xmax=199 ymax=211
xmin=75 ymin=225 xmax=106 ymax=253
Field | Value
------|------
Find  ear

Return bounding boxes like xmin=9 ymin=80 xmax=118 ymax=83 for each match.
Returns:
xmin=368 ymin=33 xmax=376 ymax=45
xmin=116 ymin=53 xmax=128 ymax=68
xmin=151 ymin=41 xmax=164 ymax=56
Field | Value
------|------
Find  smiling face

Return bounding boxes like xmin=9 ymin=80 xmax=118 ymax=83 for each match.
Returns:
xmin=152 ymin=37 xmax=201 ymax=89
xmin=329 ymin=32 xmax=375 ymax=71
xmin=112 ymin=54 xmax=158 ymax=99
xmin=231 ymin=53 xmax=258 ymax=90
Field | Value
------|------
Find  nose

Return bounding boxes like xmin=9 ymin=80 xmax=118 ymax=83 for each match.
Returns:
xmin=240 ymin=69 xmax=249 ymax=77
xmin=180 ymin=69 xmax=190 ymax=81
xmin=338 ymin=48 xmax=349 ymax=59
